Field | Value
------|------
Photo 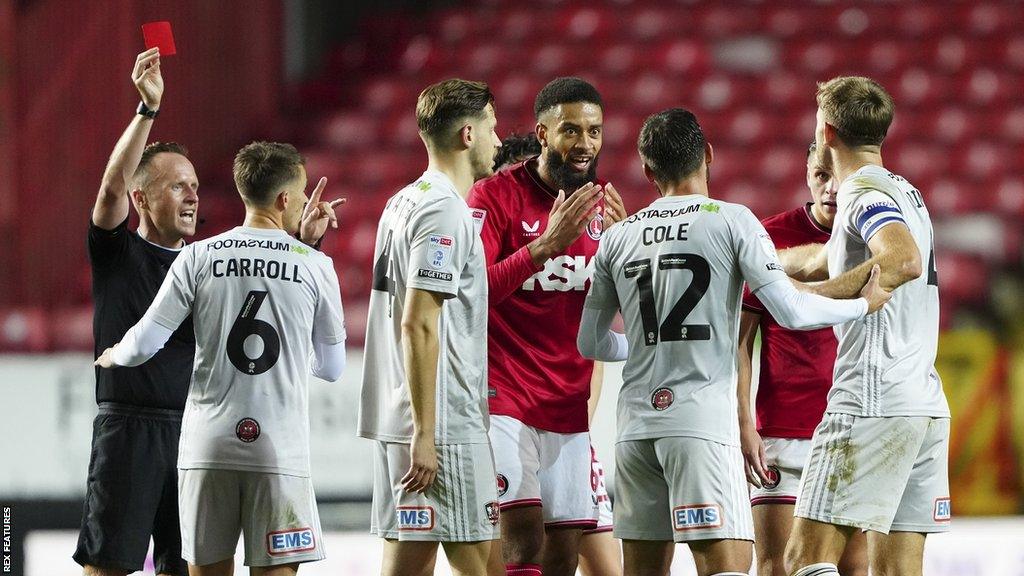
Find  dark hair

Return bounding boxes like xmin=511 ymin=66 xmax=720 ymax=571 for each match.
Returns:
xmin=493 ymin=132 xmax=541 ymax=171
xmin=416 ymin=79 xmax=493 ymax=141
xmin=816 ymin=76 xmax=894 ymax=147
xmin=132 ymin=142 xmax=189 ymax=187
xmin=533 ymin=77 xmax=603 ymax=119
xmin=637 ymin=108 xmax=707 ymax=185
xmin=232 ymin=141 xmax=305 ymax=206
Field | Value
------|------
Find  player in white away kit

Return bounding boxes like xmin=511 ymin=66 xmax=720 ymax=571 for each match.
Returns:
xmin=358 ymin=79 xmax=503 ymax=576
xmin=96 ymin=142 xmax=347 ymax=576
xmin=781 ymin=77 xmax=951 ymax=576
xmin=576 ymin=108 xmax=890 ymax=576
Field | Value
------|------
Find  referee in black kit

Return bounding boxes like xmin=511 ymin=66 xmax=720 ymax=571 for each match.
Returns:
xmin=73 ymin=48 xmax=196 ymax=576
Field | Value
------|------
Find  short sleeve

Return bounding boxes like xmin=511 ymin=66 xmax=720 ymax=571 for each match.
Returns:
xmin=146 ymin=244 xmax=198 ymax=330
xmin=733 ymin=208 xmax=789 ymax=293
xmin=845 ymin=189 xmax=907 ymax=243
xmin=312 ymin=257 xmax=347 ymax=344
xmin=87 ymin=217 xmax=130 ymax=270
xmin=584 ymin=231 xmax=620 ymax=311
xmin=406 ymin=198 xmax=468 ymax=298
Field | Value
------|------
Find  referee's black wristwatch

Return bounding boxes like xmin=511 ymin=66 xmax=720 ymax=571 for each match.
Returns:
xmin=137 ymin=101 xmax=159 ymax=120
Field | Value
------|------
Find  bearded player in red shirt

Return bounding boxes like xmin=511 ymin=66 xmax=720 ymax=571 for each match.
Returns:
xmin=737 ymin=143 xmax=868 ymax=576
xmin=467 ymin=77 xmax=627 ymax=576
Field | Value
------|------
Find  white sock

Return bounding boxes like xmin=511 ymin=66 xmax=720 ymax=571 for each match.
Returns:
xmin=793 ymin=563 xmax=840 ymax=576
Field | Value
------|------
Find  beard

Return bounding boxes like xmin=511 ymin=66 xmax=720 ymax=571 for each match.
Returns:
xmin=470 ymin=148 xmax=496 ymax=182
xmin=544 ymin=149 xmax=599 ymax=192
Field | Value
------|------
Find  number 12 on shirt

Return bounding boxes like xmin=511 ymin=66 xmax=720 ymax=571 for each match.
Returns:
xmin=624 ymin=253 xmax=711 ymax=346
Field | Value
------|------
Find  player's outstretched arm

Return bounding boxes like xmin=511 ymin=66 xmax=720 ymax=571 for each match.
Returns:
xmin=400 ymin=288 xmax=443 ymax=493
xmin=94 ymin=315 xmax=174 ymax=369
xmin=754 ymin=265 xmax=889 ymax=330
xmin=587 ymin=361 xmax=605 ymax=425
xmin=807 ymin=224 xmax=923 ymax=301
xmin=777 ymin=243 xmax=829 ymax=282
xmin=737 ymin=311 xmax=769 ymax=488
xmin=93 ymin=48 xmax=163 ymax=230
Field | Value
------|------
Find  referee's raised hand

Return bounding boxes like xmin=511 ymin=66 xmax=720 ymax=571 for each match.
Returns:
xmin=132 ymin=48 xmax=163 ymax=110
xmin=299 ymin=176 xmax=347 ymax=246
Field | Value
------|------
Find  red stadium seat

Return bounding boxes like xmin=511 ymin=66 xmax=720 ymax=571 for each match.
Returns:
xmin=0 ymin=308 xmax=49 ymax=352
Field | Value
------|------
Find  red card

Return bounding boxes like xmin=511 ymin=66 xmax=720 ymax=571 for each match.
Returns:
xmin=142 ymin=21 xmax=176 ymax=56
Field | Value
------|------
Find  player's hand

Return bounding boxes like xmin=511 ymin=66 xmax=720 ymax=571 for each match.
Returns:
xmin=402 ymin=430 xmax=438 ymax=493
xmin=94 ymin=347 xmax=118 ymax=369
xmin=132 ymin=48 xmax=163 ymax=110
xmin=602 ymin=182 xmax=627 ymax=227
xmin=299 ymin=177 xmax=347 ymax=247
xmin=860 ymin=264 xmax=892 ymax=314
xmin=530 ymin=182 xmax=604 ymax=263
xmin=740 ymin=421 xmax=770 ymax=488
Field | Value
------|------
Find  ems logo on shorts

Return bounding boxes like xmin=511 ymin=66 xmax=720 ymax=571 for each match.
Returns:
xmin=235 ymin=418 xmax=260 ymax=443
xmin=934 ymin=497 xmax=951 ymax=522
xmin=651 ymin=388 xmax=674 ymax=411
xmin=587 ymin=213 xmax=603 ymax=241
xmin=266 ymin=527 xmax=316 ymax=555
xmin=764 ymin=465 xmax=781 ymax=490
xmin=672 ymin=504 xmax=723 ymax=531
xmin=428 ymin=234 xmax=454 ymax=269
xmin=397 ymin=506 xmax=435 ymax=531
xmin=485 ymin=501 xmax=500 ymax=525
xmin=496 ymin=474 xmax=509 ymax=497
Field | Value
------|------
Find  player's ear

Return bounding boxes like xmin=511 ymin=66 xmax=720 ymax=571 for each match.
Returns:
xmin=641 ymin=159 xmax=656 ymax=184
xmin=459 ymin=123 xmax=473 ymax=150
xmin=130 ymin=188 xmax=147 ymax=211
xmin=535 ymin=123 xmax=547 ymax=148
xmin=823 ymin=122 xmax=839 ymax=147
xmin=276 ymin=190 xmax=289 ymax=212
xmin=705 ymin=141 xmax=714 ymax=166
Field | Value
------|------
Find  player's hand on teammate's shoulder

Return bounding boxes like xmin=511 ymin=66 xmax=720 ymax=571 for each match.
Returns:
xmin=299 ymin=176 xmax=347 ymax=247
xmin=602 ymin=182 xmax=628 ymax=228
xmin=132 ymin=48 xmax=163 ymax=110
xmin=530 ymin=182 xmax=604 ymax=263
xmin=860 ymin=264 xmax=892 ymax=314
xmin=402 ymin=430 xmax=438 ymax=493
xmin=94 ymin=347 xmax=118 ymax=369
xmin=739 ymin=421 xmax=770 ymax=488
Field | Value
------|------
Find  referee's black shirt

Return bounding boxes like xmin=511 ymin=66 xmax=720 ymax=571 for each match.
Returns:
xmin=89 ymin=218 xmax=195 ymax=409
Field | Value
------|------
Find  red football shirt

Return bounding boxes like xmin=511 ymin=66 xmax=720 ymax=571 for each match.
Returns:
xmin=467 ymin=159 xmax=606 ymax=433
xmin=742 ymin=204 xmax=835 ymax=439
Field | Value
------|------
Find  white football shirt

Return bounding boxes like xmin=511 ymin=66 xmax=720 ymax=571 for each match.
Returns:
xmin=359 ymin=170 xmax=490 ymax=445
xmin=146 ymin=226 xmax=346 ymax=476
xmin=826 ymin=165 xmax=949 ymax=418
xmin=586 ymin=195 xmax=788 ymax=446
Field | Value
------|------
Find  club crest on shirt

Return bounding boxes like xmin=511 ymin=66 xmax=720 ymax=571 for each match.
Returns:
xmin=672 ymin=504 xmax=722 ymax=531
xmin=496 ymin=474 xmax=509 ymax=497
xmin=428 ymin=234 xmax=454 ymax=269
xmin=521 ymin=220 xmax=541 ymax=237
xmin=485 ymin=501 xmax=500 ymax=525
xmin=587 ymin=213 xmax=603 ymax=240
xmin=235 ymin=417 xmax=260 ymax=443
xmin=651 ymin=388 xmax=674 ymax=411
xmin=763 ymin=465 xmax=781 ymax=490
xmin=397 ymin=506 xmax=435 ymax=531
xmin=266 ymin=527 xmax=316 ymax=555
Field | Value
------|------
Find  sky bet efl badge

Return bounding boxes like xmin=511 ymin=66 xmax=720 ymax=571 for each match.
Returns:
xmin=428 ymin=234 xmax=453 ymax=269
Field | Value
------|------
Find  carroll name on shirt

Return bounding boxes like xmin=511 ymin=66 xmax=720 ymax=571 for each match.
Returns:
xmin=212 ymin=258 xmax=303 ymax=284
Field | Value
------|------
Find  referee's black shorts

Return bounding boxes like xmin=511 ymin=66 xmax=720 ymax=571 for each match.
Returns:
xmin=73 ymin=402 xmax=186 ymax=576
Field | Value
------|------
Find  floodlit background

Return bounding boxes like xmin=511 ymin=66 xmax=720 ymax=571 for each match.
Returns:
xmin=1 ymin=1 xmax=1022 ymax=574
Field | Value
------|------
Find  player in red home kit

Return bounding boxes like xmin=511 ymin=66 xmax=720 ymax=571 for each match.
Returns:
xmin=737 ymin=144 xmax=867 ymax=576
xmin=466 ymin=77 xmax=627 ymax=576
